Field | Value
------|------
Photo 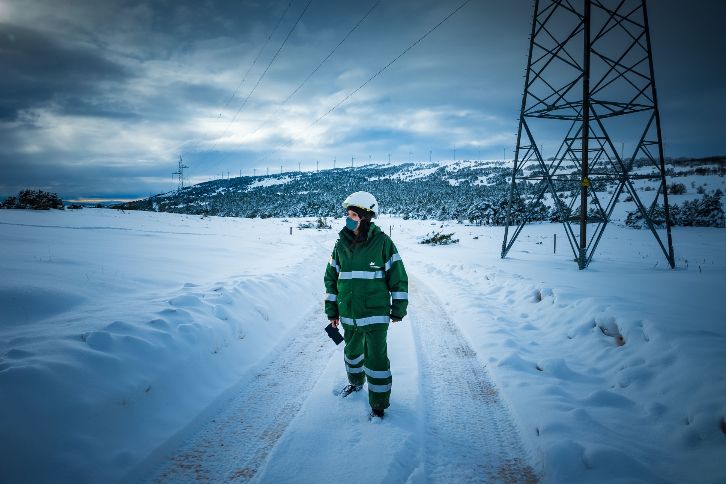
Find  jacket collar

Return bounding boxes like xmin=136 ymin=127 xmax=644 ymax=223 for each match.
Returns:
xmin=339 ymin=222 xmax=380 ymax=242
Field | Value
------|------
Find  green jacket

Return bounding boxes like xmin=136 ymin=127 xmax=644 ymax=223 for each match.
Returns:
xmin=324 ymin=223 xmax=408 ymax=330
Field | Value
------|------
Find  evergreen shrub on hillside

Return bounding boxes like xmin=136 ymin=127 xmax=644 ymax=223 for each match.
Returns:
xmin=316 ymin=217 xmax=332 ymax=229
xmin=419 ymin=231 xmax=459 ymax=245
xmin=678 ymin=191 xmax=724 ymax=227
xmin=669 ymin=183 xmax=687 ymax=195
xmin=625 ymin=191 xmax=724 ymax=228
xmin=1 ymin=190 xmax=64 ymax=210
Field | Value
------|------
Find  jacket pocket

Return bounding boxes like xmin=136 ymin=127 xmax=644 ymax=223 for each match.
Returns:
xmin=365 ymin=290 xmax=390 ymax=313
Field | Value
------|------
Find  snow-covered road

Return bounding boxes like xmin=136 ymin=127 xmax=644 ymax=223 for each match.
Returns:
xmin=409 ymin=278 xmax=537 ymax=483
xmin=128 ymin=303 xmax=337 ymax=482
xmin=131 ymin=274 xmax=539 ymax=483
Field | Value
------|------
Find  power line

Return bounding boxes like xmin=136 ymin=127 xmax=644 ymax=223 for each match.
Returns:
xmin=286 ymin=1 xmax=381 ymax=106
xmin=225 ymin=0 xmax=314 ymax=136
xmin=240 ymin=0 xmax=381 ymax=141
xmin=202 ymin=0 xmax=314 ymax=165
xmin=309 ymin=0 xmax=473 ymax=129
xmin=260 ymin=0 xmax=474 ymax=165
xmin=220 ymin=1 xmax=295 ymax=114
xmin=178 ymin=1 xmax=294 ymax=161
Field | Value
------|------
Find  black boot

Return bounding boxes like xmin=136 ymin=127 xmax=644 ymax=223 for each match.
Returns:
xmin=339 ymin=384 xmax=363 ymax=397
xmin=369 ymin=408 xmax=385 ymax=419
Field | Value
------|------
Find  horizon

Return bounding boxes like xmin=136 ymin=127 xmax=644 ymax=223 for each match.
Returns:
xmin=2 ymin=153 xmax=726 ymax=203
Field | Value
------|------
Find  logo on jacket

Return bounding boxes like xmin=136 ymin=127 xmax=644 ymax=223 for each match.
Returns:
xmin=369 ymin=261 xmax=381 ymax=269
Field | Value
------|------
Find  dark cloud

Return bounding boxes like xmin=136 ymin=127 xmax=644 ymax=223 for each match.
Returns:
xmin=57 ymin=97 xmax=143 ymax=120
xmin=0 ymin=22 xmax=132 ymax=121
xmin=0 ymin=152 xmax=163 ymax=200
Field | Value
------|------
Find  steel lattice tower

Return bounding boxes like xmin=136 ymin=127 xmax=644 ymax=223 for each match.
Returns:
xmin=172 ymin=156 xmax=189 ymax=191
xmin=501 ymin=0 xmax=675 ymax=269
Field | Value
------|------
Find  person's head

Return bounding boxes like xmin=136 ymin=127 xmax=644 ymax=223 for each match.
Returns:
xmin=342 ymin=191 xmax=377 ymax=235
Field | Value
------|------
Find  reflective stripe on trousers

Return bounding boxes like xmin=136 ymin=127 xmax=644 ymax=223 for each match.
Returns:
xmin=367 ymin=383 xmax=392 ymax=393
xmin=340 ymin=315 xmax=390 ymax=327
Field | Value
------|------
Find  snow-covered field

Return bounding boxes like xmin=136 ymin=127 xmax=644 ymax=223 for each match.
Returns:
xmin=1 ymin=208 xmax=724 ymax=483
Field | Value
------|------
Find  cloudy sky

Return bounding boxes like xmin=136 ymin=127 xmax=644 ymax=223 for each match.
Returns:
xmin=1 ymin=0 xmax=724 ymax=200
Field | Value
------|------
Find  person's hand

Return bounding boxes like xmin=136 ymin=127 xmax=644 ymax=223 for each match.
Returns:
xmin=391 ymin=318 xmax=401 ymax=324
xmin=329 ymin=318 xmax=340 ymax=328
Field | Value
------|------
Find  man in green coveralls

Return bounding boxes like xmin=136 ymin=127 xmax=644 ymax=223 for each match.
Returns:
xmin=324 ymin=191 xmax=409 ymax=419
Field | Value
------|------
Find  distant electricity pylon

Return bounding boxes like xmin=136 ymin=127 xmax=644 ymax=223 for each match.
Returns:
xmin=501 ymin=0 xmax=675 ymax=269
xmin=172 ymin=156 xmax=189 ymax=190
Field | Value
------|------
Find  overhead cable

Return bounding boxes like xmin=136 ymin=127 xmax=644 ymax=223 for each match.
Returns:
xmin=310 ymin=0 xmax=473 ymax=129
xmin=230 ymin=0 xmax=314 ymax=125
xmin=260 ymin=0 xmax=474 ymax=165
xmin=242 ymin=0 xmax=381 ymax=141
xmin=178 ymin=1 xmax=294 ymax=162
xmin=220 ymin=0 xmax=295 ymax=114
xmin=204 ymin=0 xmax=314 ymax=162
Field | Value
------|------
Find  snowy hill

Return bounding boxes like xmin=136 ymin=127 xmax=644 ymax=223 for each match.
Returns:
xmin=113 ymin=157 xmax=725 ymax=226
xmin=115 ymin=159 xmax=511 ymax=221
xmin=1 ymin=208 xmax=725 ymax=483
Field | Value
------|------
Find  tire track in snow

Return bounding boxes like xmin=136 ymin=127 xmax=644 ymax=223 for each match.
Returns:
xmin=409 ymin=276 xmax=539 ymax=483
xmin=138 ymin=308 xmax=335 ymax=483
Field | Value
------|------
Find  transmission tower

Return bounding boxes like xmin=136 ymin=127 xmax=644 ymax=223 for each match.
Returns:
xmin=172 ymin=156 xmax=189 ymax=190
xmin=501 ymin=0 xmax=675 ymax=269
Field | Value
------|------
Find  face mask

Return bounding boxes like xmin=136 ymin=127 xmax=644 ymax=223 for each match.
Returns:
xmin=345 ymin=216 xmax=359 ymax=231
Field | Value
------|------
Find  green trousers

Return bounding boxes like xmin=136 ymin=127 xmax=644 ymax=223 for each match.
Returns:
xmin=343 ymin=326 xmax=392 ymax=410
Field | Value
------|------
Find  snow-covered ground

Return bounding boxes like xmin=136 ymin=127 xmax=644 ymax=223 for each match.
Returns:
xmin=1 ymin=208 xmax=724 ymax=483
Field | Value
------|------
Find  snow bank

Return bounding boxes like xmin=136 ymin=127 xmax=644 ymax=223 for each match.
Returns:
xmin=387 ymin=216 xmax=726 ymax=484
xmin=0 ymin=209 xmax=327 ymax=483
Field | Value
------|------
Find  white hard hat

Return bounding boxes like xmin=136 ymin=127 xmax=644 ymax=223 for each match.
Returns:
xmin=343 ymin=191 xmax=378 ymax=215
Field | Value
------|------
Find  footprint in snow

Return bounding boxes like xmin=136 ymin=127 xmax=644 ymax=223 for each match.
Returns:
xmin=148 ymin=318 xmax=169 ymax=329
xmin=169 ymin=294 xmax=203 ymax=307
xmin=214 ymin=305 xmax=229 ymax=321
